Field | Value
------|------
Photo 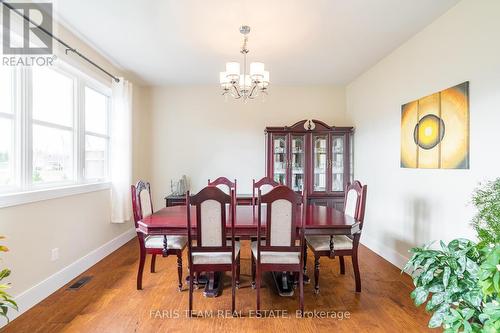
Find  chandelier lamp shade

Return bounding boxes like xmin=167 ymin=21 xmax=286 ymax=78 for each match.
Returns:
xmin=219 ymin=25 xmax=269 ymax=100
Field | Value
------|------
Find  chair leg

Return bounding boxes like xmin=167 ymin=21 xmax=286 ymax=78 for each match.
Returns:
xmin=314 ymin=255 xmax=320 ymax=294
xmin=177 ymin=252 xmax=183 ymax=291
xmin=352 ymin=251 xmax=361 ymax=292
xmin=251 ymin=255 xmax=256 ymax=289
xmin=256 ymin=267 xmax=261 ymax=313
xmin=150 ymin=254 xmax=156 ymax=273
xmin=303 ymin=244 xmax=308 ymax=274
xmin=339 ymin=256 xmax=346 ymax=275
xmin=298 ymin=269 xmax=304 ymax=317
xmin=137 ymin=247 xmax=146 ymax=290
xmin=236 ymin=254 xmax=241 ymax=289
xmin=231 ymin=264 xmax=236 ymax=314
xmin=188 ymin=269 xmax=194 ymax=317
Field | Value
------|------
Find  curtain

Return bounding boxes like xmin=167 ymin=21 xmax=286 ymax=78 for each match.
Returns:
xmin=110 ymin=78 xmax=133 ymax=223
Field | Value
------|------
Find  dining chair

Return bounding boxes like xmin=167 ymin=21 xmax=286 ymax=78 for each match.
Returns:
xmin=208 ymin=177 xmax=236 ymax=195
xmin=252 ymin=177 xmax=280 ymax=207
xmin=251 ymin=185 xmax=306 ymax=316
xmin=186 ymin=186 xmax=240 ymax=316
xmin=305 ymin=180 xmax=367 ymax=293
xmin=131 ymin=181 xmax=188 ymax=291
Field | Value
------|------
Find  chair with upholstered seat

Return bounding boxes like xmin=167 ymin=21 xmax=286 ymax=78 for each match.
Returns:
xmin=208 ymin=177 xmax=236 ymax=195
xmin=207 ymin=177 xmax=239 ymax=286
xmin=186 ymin=186 xmax=240 ymax=316
xmin=252 ymin=177 xmax=280 ymax=207
xmin=251 ymin=185 xmax=306 ymax=315
xmin=131 ymin=181 xmax=188 ymax=291
xmin=305 ymin=180 xmax=367 ymax=293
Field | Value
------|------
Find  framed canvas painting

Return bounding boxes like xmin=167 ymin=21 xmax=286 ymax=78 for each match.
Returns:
xmin=401 ymin=82 xmax=469 ymax=169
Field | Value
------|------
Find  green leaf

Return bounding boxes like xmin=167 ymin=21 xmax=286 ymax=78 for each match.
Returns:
xmin=462 ymin=290 xmax=482 ymax=308
xmin=462 ymin=320 xmax=472 ymax=333
xmin=461 ymin=308 xmax=475 ymax=321
xmin=429 ymin=310 xmax=446 ymax=328
xmin=413 ymin=286 xmax=429 ymax=306
xmin=493 ymin=271 xmax=500 ymax=292
xmin=465 ymin=259 xmax=479 ymax=276
xmin=427 ymin=292 xmax=446 ymax=311
xmin=443 ymin=266 xmax=451 ymax=289
xmin=421 ymin=268 xmax=436 ymax=286
xmin=429 ymin=283 xmax=445 ymax=293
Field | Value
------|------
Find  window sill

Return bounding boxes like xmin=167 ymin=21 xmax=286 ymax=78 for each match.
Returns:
xmin=0 ymin=182 xmax=111 ymax=209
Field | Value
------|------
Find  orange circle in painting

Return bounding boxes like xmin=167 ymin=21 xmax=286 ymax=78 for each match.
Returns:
xmin=413 ymin=114 xmax=445 ymax=150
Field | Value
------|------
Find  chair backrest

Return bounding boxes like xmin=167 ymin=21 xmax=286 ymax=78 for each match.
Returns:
xmin=258 ymin=185 xmax=303 ymax=252
xmin=344 ymin=180 xmax=367 ymax=227
xmin=208 ymin=177 xmax=236 ymax=195
xmin=252 ymin=177 xmax=280 ymax=206
xmin=186 ymin=186 xmax=236 ymax=264
xmin=131 ymin=180 xmax=154 ymax=228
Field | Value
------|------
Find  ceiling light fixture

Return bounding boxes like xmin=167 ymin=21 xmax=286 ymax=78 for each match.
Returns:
xmin=219 ymin=25 xmax=269 ymax=101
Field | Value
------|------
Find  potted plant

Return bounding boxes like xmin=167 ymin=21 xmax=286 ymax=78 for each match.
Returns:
xmin=0 ymin=236 xmax=17 ymax=323
xmin=404 ymin=179 xmax=500 ymax=332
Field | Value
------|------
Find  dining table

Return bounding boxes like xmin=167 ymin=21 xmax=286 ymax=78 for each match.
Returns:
xmin=138 ymin=204 xmax=360 ymax=297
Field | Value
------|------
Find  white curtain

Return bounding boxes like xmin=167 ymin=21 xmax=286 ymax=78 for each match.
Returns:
xmin=110 ymin=78 xmax=133 ymax=223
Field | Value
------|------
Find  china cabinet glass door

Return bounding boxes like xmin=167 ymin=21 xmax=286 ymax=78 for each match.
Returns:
xmin=332 ymin=135 xmax=345 ymax=192
xmin=291 ymin=135 xmax=305 ymax=192
xmin=272 ymin=134 xmax=287 ymax=184
xmin=313 ymin=135 xmax=328 ymax=192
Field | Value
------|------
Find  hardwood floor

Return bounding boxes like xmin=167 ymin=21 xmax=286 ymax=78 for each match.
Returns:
xmin=2 ymin=240 xmax=432 ymax=333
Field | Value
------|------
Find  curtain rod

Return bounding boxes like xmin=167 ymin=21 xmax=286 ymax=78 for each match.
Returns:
xmin=2 ymin=2 xmax=120 ymax=83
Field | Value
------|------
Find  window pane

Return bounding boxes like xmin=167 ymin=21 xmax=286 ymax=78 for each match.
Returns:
xmin=0 ymin=118 xmax=14 ymax=186
xmin=85 ymin=87 xmax=108 ymax=134
xmin=0 ymin=67 xmax=13 ymax=114
xmin=32 ymin=67 xmax=73 ymax=126
xmin=33 ymin=125 xmax=73 ymax=183
xmin=85 ymin=135 xmax=107 ymax=180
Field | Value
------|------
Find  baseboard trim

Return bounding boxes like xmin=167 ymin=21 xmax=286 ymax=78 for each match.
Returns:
xmin=360 ymin=234 xmax=410 ymax=271
xmin=3 ymin=228 xmax=136 ymax=326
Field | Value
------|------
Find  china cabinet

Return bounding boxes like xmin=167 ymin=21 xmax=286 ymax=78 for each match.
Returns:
xmin=265 ymin=120 xmax=354 ymax=210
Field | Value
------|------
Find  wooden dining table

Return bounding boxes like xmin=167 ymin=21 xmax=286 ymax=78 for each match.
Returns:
xmin=138 ymin=204 xmax=360 ymax=297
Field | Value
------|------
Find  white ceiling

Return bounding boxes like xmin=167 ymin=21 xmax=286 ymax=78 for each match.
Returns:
xmin=52 ymin=0 xmax=459 ymax=86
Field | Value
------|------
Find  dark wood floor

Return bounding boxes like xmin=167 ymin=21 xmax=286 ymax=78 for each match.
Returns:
xmin=2 ymin=240 xmax=432 ymax=333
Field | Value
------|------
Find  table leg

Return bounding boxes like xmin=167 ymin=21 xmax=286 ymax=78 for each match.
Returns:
xmin=186 ymin=273 xmax=208 ymax=286
xmin=203 ymin=272 xmax=223 ymax=298
xmin=162 ymin=235 xmax=168 ymax=256
xmin=271 ymin=271 xmax=294 ymax=296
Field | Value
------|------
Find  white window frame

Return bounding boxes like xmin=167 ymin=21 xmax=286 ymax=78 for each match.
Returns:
xmin=0 ymin=60 xmax=112 ymax=208
xmin=82 ymin=83 xmax=111 ymax=183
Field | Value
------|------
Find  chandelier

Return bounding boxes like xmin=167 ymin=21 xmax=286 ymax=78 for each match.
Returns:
xmin=219 ymin=25 xmax=269 ymax=100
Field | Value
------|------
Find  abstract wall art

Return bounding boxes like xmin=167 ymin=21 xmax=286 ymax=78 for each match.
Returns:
xmin=401 ymin=82 xmax=469 ymax=169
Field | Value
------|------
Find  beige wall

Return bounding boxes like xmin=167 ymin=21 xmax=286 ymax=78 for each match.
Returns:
xmin=149 ymin=85 xmax=348 ymax=208
xmin=0 ymin=13 xmax=151 ymax=303
xmin=346 ymin=0 xmax=500 ymax=267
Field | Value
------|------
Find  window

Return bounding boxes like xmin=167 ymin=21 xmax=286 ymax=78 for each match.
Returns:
xmin=84 ymin=87 xmax=110 ymax=181
xmin=0 ymin=62 xmax=111 ymax=198
xmin=0 ymin=67 xmax=15 ymax=187
xmin=32 ymin=67 xmax=75 ymax=184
